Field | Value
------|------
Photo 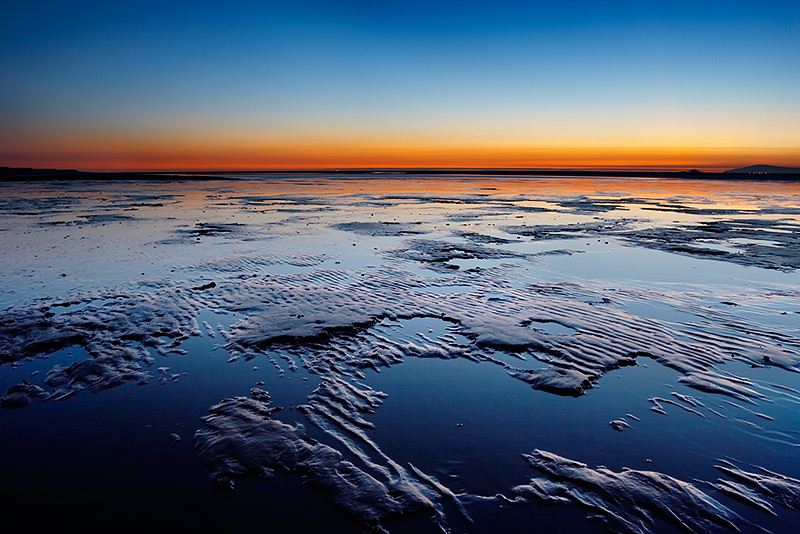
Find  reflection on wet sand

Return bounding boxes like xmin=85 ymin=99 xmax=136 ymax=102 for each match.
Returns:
xmin=0 ymin=174 xmax=798 ymax=532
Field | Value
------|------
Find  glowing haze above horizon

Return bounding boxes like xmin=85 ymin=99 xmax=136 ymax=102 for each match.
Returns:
xmin=1 ymin=0 xmax=798 ymax=172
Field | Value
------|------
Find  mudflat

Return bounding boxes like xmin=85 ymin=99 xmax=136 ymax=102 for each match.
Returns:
xmin=1 ymin=174 xmax=798 ymax=533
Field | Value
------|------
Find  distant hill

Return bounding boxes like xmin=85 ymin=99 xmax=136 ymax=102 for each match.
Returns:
xmin=2 ymin=165 xmax=798 ymax=181
xmin=726 ymin=165 xmax=800 ymax=174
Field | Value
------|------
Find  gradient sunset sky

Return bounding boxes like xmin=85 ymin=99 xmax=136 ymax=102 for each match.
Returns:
xmin=1 ymin=1 xmax=798 ymax=171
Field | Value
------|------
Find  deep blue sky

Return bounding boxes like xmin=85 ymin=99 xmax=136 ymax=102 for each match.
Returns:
xmin=2 ymin=1 xmax=798 ymax=169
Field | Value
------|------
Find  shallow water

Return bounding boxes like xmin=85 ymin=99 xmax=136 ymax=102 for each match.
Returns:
xmin=1 ymin=175 xmax=799 ymax=533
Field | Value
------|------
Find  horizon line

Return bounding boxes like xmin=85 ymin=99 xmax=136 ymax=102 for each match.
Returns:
xmin=4 ymin=164 xmax=800 ymax=178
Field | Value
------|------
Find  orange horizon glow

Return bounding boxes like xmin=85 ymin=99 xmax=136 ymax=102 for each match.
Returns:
xmin=3 ymin=141 xmax=799 ymax=173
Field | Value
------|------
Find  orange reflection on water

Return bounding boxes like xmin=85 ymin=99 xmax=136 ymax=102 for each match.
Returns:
xmin=168 ymin=173 xmax=800 ymax=213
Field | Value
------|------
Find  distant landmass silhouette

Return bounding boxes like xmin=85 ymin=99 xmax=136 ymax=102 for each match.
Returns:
xmin=2 ymin=166 xmax=799 ymax=181
xmin=726 ymin=165 xmax=800 ymax=174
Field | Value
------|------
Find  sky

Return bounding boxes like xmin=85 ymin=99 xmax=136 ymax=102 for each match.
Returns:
xmin=1 ymin=0 xmax=798 ymax=171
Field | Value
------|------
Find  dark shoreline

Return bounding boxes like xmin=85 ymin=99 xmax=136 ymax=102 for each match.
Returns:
xmin=2 ymin=166 xmax=799 ymax=182
xmin=0 ymin=168 xmax=227 ymax=182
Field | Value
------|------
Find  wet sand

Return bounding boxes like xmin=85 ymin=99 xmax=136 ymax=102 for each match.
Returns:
xmin=1 ymin=174 xmax=799 ymax=532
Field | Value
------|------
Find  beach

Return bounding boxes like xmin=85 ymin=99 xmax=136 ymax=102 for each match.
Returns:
xmin=1 ymin=173 xmax=799 ymax=533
